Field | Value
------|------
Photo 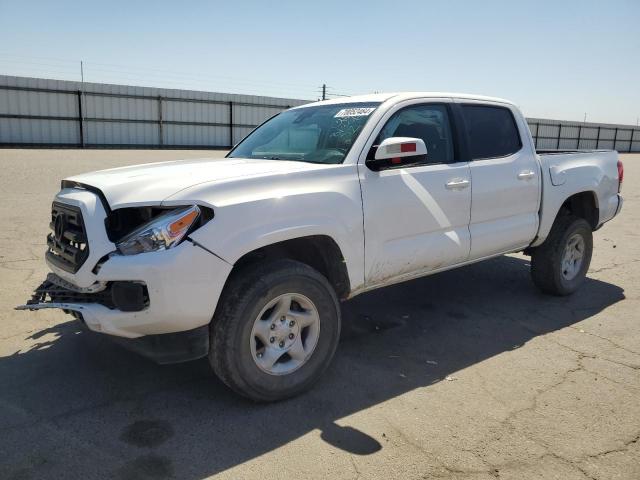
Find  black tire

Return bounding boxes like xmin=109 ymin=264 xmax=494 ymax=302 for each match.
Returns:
xmin=530 ymin=215 xmax=593 ymax=296
xmin=209 ymin=259 xmax=341 ymax=402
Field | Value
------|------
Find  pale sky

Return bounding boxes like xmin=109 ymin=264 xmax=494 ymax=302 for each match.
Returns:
xmin=0 ymin=0 xmax=638 ymax=125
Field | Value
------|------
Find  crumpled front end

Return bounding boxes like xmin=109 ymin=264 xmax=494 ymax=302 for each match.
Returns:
xmin=17 ymin=184 xmax=233 ymax=360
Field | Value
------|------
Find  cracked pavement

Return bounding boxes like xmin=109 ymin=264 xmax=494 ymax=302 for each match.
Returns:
xmin=0 ymin=149 xmax=638 ymax=479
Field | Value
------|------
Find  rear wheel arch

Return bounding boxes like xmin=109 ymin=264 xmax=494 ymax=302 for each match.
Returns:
xmin=526 ymin=190 xmax=598 ymax=253
xmin=557 ymin=191 xmax=599 ymax=230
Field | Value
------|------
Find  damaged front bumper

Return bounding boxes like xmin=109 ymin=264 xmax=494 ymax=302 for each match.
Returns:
xmin=17 ymin=187 xmax=233 ymax=363
xmin=17 ymin=239 xmax=231 ymax=338
xmin=17 ymin=277 xmax=209 ymax=364
xmin=17 ymin=273 xmax=148 ymax=314
xmin=16 ymin=241 xmax=230 ymax=364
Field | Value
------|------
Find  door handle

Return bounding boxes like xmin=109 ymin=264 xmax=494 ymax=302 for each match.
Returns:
xmin=445 ymin=178 xmax=470 ymax=190
xmin=518 ymin=170 xmax=536 ymax=180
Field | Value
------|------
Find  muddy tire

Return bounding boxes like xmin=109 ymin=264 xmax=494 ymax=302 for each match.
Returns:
xmin=531 ymin=215 xmax=593 ymax=296
xmin=209 ymin=259 xmax=341 ymax=402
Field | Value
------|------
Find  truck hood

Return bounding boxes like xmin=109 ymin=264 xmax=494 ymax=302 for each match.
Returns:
xmin=64 ymin=157 xmax=321 ymax=209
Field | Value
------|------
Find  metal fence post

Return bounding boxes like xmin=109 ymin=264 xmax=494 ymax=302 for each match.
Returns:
xmin=229 ymin=101 xmax=234 ymax=147
xmin=77 ymin=90 xmax=84 ymax=148
xmin=629 ymin=129 xmax=635 ymax=153
xmin=534 ymin=123 xmax=539 ymax=147
xmin=576 ymin=124 xmax=582 ymax=149
xmin=158 ymin=96 xmax=163 ymax=147
xmin=556 ymin=124 xmax=562 ymax=149
xmin=596 ymin=126 xmax=601 ymax=149
xmin=613 ymin=127 xmax=618 ymax=151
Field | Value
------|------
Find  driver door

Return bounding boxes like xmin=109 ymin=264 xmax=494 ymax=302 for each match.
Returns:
xmin=359 ymin=101 xmax=472 ymax=287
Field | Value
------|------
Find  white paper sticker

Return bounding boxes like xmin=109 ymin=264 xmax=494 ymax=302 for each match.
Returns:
xmin=334 ymin=107 xmax=376 ymax=118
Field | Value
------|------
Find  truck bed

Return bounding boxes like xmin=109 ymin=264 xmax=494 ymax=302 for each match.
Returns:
xmin=532 ymin=148 xmax=621 ymax=248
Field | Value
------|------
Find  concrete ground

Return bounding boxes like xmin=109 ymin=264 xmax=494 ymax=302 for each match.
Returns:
xmin=0 ymin=149 xmax=638 ymax=480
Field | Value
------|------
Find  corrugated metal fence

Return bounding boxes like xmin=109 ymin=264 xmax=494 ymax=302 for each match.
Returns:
xmin=1 ymin=75 xmax=639 ymax=152
xmin=0 ymin=75 xmax=307 ymax=148
xmin=528 ymin=118 xmax=639 ymax=152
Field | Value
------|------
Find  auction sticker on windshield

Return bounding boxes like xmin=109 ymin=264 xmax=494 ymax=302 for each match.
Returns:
xmin=334 ymin=107 xmax=376 ymax=118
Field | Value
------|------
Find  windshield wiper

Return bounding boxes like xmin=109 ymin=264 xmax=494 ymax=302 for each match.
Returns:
xmin=261 ymin=156 xmax=335 ymax=165
xmin=259 ymin=155 xmax=306 ymax=161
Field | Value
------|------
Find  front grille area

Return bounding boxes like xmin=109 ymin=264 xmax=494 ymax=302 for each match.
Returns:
xmin=46 ymin=202 xmax=89 ymax=273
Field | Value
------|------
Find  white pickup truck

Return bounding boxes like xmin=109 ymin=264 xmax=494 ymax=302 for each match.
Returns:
xmin=20 ymin=92 xmax=623 ymax=401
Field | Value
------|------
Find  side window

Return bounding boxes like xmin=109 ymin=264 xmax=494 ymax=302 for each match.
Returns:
xmin=461 ymin=105 xmax=522 ymax=159
xmin=376 ymin=104 xmax=455 ymax=164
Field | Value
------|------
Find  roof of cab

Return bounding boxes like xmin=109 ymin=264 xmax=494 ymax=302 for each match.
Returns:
xmin=293 ymin=92 xmax=516 ymax=108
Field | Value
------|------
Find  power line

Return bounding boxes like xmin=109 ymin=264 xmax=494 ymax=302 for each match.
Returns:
xmin=317 ymin=84 xmax=361 ymax=100
xmin=0 ymin=53 xmax=320 ymax=90
xmin=0 ymin=53 xmax=381 ymax=102
xmin=0 ymin=53 xmax=318 ymax=99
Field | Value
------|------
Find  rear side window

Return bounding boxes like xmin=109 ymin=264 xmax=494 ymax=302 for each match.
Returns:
xmin=461 ymin=105 xmax=522 ymax=159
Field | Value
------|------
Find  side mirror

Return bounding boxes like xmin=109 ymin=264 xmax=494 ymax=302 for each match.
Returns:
xmin=366 ymin=137 xmax=428 ymax=171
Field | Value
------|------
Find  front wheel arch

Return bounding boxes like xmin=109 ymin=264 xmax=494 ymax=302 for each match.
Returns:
xmin=226 ymin=235 xmax=351 ymax=300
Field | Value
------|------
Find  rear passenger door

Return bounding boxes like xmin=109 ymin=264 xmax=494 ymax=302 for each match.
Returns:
xmin=458 ymin=102 xmax=540 ymax=259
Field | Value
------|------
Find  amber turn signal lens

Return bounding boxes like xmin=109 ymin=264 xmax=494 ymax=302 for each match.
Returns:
xmin=168 ymin=210 xmax=199 ymax=236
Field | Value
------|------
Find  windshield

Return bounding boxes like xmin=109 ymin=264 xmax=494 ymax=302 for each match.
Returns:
xmin=228 ymin=102 xmax=381 ymax=164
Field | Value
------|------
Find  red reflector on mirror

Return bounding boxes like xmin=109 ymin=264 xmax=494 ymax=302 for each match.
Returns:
xmin=401 ymin=143 xmax=417 ymax=153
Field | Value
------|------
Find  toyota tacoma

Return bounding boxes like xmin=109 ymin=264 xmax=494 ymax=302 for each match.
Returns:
xmin=18 ymin=93 xmax=624 ymax=401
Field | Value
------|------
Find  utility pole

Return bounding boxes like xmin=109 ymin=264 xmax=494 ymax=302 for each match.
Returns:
xmin=322 ymin=84 xmax=326 ymax=101
xmin=583 ymin=112 xmax=587 ymax=123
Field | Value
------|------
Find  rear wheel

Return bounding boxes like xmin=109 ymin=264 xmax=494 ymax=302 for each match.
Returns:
xmin=530 ymin=215 xmax=593 ymax=296
xmin=209 ymin=259 xmax=341 ymax=401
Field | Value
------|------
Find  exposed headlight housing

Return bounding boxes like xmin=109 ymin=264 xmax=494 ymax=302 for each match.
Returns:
xmin=116 ymin=205 xmax=201 ymax=255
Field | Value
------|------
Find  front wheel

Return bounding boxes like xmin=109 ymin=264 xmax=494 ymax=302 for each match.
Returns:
xmin=530 ymin=215 xmax=593 ymax=296
xmin=209 ymin=259 xmax=341 ymax=401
